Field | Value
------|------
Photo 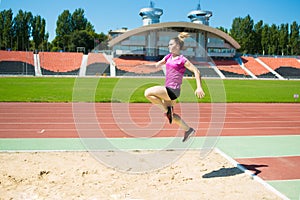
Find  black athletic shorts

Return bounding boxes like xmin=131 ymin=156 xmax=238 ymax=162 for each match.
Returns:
xmin=166 ymin=87 xmax=181 ymax=100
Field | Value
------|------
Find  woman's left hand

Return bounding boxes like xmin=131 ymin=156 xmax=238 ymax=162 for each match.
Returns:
xmin=195 ymin=87 xmax=205 ymax=99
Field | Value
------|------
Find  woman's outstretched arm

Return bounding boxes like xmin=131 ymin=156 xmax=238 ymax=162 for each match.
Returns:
xmin=184 ymin=60 xmax=205 ymax=99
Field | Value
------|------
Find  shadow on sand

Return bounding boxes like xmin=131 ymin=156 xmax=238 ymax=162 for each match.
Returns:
xmin=202 ymin=164 xmax=268 ymax=178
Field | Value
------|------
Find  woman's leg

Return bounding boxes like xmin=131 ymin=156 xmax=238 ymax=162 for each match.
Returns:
xmin=145 ymin=86 xmax=194 ymax=141
xmin=172 ymin=113 xmax=190 ymax=131
xmin=173 ymin=112 xmax=195 ymax=142
xmin=144 ymin=86 xmax=172 ymax=112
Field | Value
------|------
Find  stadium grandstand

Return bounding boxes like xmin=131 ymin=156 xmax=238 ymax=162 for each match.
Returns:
xmin=85 ymin=52 xmax=110 ymax=76
xmin=39 ymin=52 xmax=83 ymax=76
xmin=0 ymin=1 xmax=299 ymax=79
xmin=0 ymin=50 xmax=35 ymax=76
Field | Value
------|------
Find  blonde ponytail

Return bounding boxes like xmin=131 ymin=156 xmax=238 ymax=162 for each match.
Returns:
xmin=178 ymin=32 xmax=190 ymax=41
xmin=173 ymin=32 xmax=190 ymax=50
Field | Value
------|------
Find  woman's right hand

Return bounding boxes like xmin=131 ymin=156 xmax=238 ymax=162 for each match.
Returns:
xmin=195 ymin=87 xmax=205 ymax=99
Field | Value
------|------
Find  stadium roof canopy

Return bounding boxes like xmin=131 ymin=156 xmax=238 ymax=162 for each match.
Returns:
xmin=108 ymin=22 xmax=240 ymax=50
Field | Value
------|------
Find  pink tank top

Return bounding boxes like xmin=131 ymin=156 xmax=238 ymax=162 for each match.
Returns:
xmin=164 ymin=53 xmax=187 ymax=90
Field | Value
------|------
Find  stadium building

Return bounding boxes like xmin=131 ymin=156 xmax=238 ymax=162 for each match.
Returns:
xmin=108 ymin=1 xmax=240 ymax=61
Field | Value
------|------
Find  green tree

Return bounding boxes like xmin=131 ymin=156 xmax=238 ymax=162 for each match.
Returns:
xmin=71 ymin=8 xmax=94 ymax=32
xmin=13 ymin=10 xmax=33 ymax=50
xmin=269 ymin=24 xmax=279 ymax=55
xmin=253 ymin=20 xmax=263 ymax=54
xmin=32 ymin=15 xmax=48 ymax=50
xmin=0 ymin=9 xmax=13 ymax=50
xmin=69 ymin=30 xmax=94 ymax=53
xmin=54 ymin=9 xmax=96 ymax=52
xmin=216 ymin=26 xmax=228 ymax=34
xmin=261 ymin=24 xmax=270 ymax=55
xmin=56 ymin=10 xmax=72 ymax=37
xmin=55 ymin=10 xmax=72 ymax=51
xmin=289 ymin=21 xmax=299 ymax=55
xmin=278 ymin=23 xmax=289 ymax=55
xmin=54 ymin=8 xmax=105 ymax=52
xmin=229 ymin=17 xmax=242 ymax=45
xmin=229 ymin=15 xmax=298 ymax=56
xmin=230 ymin=15 xmax=255 ymax=54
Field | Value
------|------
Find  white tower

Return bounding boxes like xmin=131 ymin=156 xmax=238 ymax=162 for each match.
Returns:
xmin=187 ymin=1 xmax=212 ymax=25
xmin=139 ymin=1 xmax=163 ymax=26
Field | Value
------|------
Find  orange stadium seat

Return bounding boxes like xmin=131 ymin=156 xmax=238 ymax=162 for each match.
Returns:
xmin=258 ymin=57 xmax=300 ymax=79
xmin=113 ymin=57 xmax=162 ymax=75
xmin=213 ymin=59 xmax=248 ymax=76
xmin=0 ymin=50 xmax=35 ymax=75
xmin=87 ymin=53 xmax=109 ymax=65
xmin=241 ymin=56 xmax=270 ymax=76
xmin=39 ymin=52 xmax=83 ymax=73
xmin=86 ymin=53 xmax=110 ymax=76
xmin=0 ymin=50 xmax=34 ymax=65
xmin=258 ymin=57 xmax=300 ymax=70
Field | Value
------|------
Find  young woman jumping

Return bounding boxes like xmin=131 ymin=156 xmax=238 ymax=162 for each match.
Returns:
xmin=144 ymin=32 xmax=205 ymax=142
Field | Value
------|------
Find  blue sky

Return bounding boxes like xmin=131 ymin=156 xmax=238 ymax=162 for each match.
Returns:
xmin=1 ymin=0 xmax=299 ymax=41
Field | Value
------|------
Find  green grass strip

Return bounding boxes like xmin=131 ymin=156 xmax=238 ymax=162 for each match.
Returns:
xmin=0 ymin=77 xmax=299 ymax=103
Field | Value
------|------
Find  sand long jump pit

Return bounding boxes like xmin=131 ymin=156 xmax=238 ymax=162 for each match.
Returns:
xmin=0 ymin=149 xmax=282 ymax=200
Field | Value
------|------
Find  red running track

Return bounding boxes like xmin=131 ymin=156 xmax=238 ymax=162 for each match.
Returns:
xmin=0 ymin=103 xmax=299 ymax=138
xmin=1 ymin=102 xmax=300 ymax=181
xmin=236 ymin=156 xmax=300 ymax=180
